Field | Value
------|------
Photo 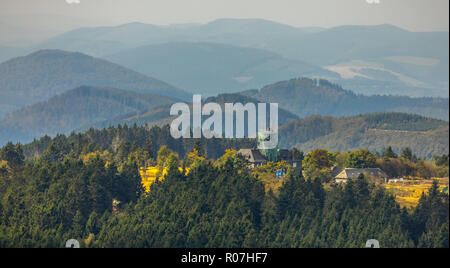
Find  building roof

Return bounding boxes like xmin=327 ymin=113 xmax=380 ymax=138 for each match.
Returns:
xmin=238 ymin=149 xmax=267 ymax=163
xmin=238 ymin=149 xmax=300 ymax=163
xmin=331 ymin=166 xmax=344 ymax=177
xmin=335 ymin=168 xmax=388 ymax=179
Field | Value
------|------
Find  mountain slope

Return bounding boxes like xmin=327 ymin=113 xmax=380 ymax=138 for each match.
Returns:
xmin=0 ymin=50 xmax=190 ymax=117
xmin=0 ymin=86 xmax=179 ymax=145
xmin=242 ymin=78 xmax=449 ymax=120
xmin=104 ymin=42 xmax=335 ymax=95
xmin=279 ymin=113 xmax=449 ymax=159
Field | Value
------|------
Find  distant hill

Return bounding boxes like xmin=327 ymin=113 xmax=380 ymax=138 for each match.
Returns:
xmin=32 ymin=19 xmax=312 ymax=57
xmin=0 ymin=86 xmax=179 ymax=145
xmin=85 ymin=93 xmax=300 ymax=131
xmin=36 ymin=19 xmax=447 ymax=63
xmin=104 ymin=42 xmax=335 ymax=96
xmin=276 ymin=24 xmax=448 ymax=64
xmin=242 ymin=78 xmax=449 ymax=120
xmin=279 ymin=112 xmax=449 ymax=159
xmin=0 ymin=50 xmax=190 ymax=117
xmin=33 ymin=19 xmax=449 ymax=97
xmin=2 ymin=83 xmax=446 ymax=158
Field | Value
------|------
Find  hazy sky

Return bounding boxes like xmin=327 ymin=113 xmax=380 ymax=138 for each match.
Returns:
xmin=1 ymin=0 xmax=449 ymax=32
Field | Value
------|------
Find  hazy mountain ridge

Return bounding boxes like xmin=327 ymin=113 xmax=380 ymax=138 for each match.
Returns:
xmin=35 ymin=19 xmax=447 ymax=62
xmin=32 ymin=19 xmax=311 ymax=56
xmin=0 ymin=86 xmax=179 ymax=145
xmin=0 ymin=49 xmax=190 ymax=117
xmin=242 ymin=78 xmax=449 ymax=120
xmin=25 ymin=19 xmax=449 ymax=97
xmin=104 ymin=42 xmax=335 ymax=95
xmin=0 ymin=83 xmax=447 ymax=158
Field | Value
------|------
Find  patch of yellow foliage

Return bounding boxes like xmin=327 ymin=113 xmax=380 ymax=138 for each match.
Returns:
xmin=79 ymin=151 xmax=112 ymax=167
xmin=384 ymin=178 xmax=449 ymax=208
xmin=140 ymin=166 xmax=190 ymax=192
xmin=253 ymin=161 xmax=290 ymax=195
xmin=0 ymin=160 xmax=8 ymax=169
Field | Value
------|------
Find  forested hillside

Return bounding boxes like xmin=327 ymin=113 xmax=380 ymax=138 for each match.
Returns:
xmin=0 ymin=87 xmax=179 ymax=145
xmin=243 ymin=78 xmax=449 ymax=120
xmin=0 ymin=50 xmax=190 ymax=117
xmin=20 ymin=125 xmax=256 ymax=161
xmin=0 ymin=126 xmax=447 ymax=248
xmin=279 ymin=113 xmax=449 ymax=158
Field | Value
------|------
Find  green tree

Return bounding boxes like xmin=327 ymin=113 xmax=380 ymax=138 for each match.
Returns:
xmin=0 ymin=142 xmax=24 ymax=169
xmin=304 ymin=149 xmax=333 ymax=170
xmin=434 ymin=154 xmax=449 ymax=167
xmin=345 ymin=149 xmax=377 ymax=168
xmin=383 ymin=146 xmax=398 ymax=159
xmin=401 ymin=147 xmax=417 ymax=162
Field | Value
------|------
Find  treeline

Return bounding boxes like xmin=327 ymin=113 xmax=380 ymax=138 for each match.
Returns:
xmin=21 ymin=124 xmax=256 ymax=161
xmin=361 ymin=113 xmax=445 ymax=132
xmin=0 ymin=125 xmax=448 ymax=248
xmin=301 ymin=147 xmax=449 ymax=180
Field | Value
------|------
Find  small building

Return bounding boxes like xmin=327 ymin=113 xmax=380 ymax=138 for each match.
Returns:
xmin=334 ymin=168 xmax=388 ymax=183
xmin=238 ymin=130 xmax=302 ymax=169
xmin=388 ymin=178 xmax=405 ymax=184
xmin=238 ymin=149 xmax=268 ymax=168
xmin=331 ymin=166 xmax=344 ymax=177
xmin=238 ymin=148 xmax=301 ymax=169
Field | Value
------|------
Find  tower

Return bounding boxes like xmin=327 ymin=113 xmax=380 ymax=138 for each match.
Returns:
xmin=257 ymin=130 xmax=279 ymax=162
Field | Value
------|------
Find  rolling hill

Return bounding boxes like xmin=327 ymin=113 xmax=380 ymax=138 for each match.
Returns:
xmin=1 ymin=84 xmax=446 ymax=158
xmin=242 ymin=78 xmax=449 ymax=120
xmin=0 ymin=49 xmax=190 ymax=118
xmin=279 ymin=113 xmax=449 ymax=159
xmin=0 ymin=86 xmax=179 ymax=145
xmin=104 ymin=42 xmax=335 ymax=95
xmin=80 ymin=91 xmax=449 ymax=158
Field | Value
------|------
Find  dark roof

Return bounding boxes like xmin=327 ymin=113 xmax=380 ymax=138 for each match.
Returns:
xmin=239 ymin=149 xmax=301 ymax=163
xmin=238 ymin=149 xmax=267 ymax=163
xmin=331 ymin=167 xmax=344 ymax=177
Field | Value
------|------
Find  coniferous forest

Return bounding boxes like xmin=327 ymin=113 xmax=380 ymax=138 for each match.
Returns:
xmin=0 ymin=125 xmax=448 ymax=248
xmin=1 ymin=0 xmax=449 ymax=252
